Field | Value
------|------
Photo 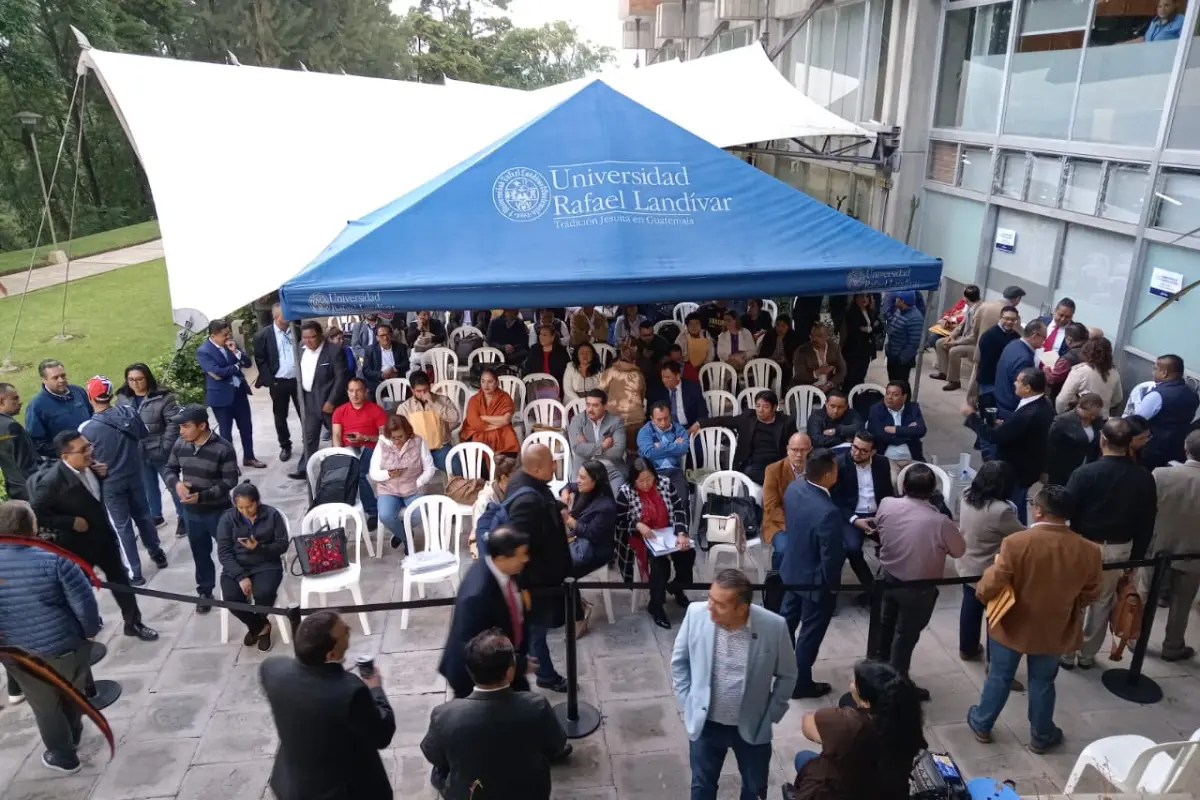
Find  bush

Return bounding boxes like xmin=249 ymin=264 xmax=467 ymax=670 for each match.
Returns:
xmin=150 ymin=333 xmax=206 ymax=406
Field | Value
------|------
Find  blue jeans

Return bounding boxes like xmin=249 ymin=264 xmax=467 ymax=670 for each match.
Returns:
xmin=793 ymin=749 xmax=819 ymax=775
xmin=959 ymin=584 xmax=986 ymax=657
xmin=968 ymin=637 xmax=1062 ymax=746
xmin=141 ymin=461 xmax=182 ymax=520
xmin=103 ymin=479 xmax=163 ymax=581
xmin=180 ymin=506 xmax=224 ymax=595
xmin=356 ymin=447 xmax=377 ymax=516
xmin=528 ymin=623 xmax=559 ymax=682
xmin=431 ymin=444 xmax=450 ymax=472
xmin=377 ymin=493 xmax=418 ymax=550
xmin=689 ymin=720 xmax=771 ymax=800
xmin=1009 ymin=484 xmax=1029 ymax=525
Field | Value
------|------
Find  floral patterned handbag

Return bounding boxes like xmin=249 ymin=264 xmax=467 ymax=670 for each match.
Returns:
xmin=289 ymin=521 xmax=349 ymax=576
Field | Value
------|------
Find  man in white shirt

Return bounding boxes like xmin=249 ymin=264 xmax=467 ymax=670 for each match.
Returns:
xmin=253 ymin=304 xmax=302 ymax=462
xmin=288 ymin=320 xmax=348 ymax=479
xmin=1039 ymin=298 xmax=1076 ymax=357
xmin=831 ymin=431 xmax=895 ymax=599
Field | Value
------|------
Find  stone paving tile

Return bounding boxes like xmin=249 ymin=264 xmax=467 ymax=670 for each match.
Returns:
xmin=174 ymin=760 xmax=272 ymax=800
xmin=1 ymin=775 xmax=98 ymax=800
xmin=383 ymin=693 xmax=444 ymax=748
xmin=151 ymin=646 xmax=238 ymax=694
xmin=90 ymin=739 xmax=198 ymax=800
xmin=379 ymin=650 xmax=446 ymax=696
xmin=215 ymin=664 xmax=269 ymax=712
xmin=601 ymin=697 xmax=686 ymax=755
xmin=126 ymin=688 xmax=221 ymax=741
xmin=192 ymin=710 xmax=279 ymax=765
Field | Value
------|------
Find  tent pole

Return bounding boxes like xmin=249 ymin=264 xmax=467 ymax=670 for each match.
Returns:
xmin=911 ymin=289 xmax=936 ymax=401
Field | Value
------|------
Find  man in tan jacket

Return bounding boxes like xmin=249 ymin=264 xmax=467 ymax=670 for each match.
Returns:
xmin=569 ymin=307 xmax=609 ymax=348
xmin=1148 ymin=431 xmax=1200 ymax=661
xmin=763 ymin=433 xmax=811 ymax=568
xmin=967 ymin=484 xmax=1101 ymax=754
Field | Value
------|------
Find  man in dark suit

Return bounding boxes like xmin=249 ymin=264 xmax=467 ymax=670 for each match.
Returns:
xmin=973 ymin=305 xmax=1021 ymax=406
xmin=261 ymin=611 xmax=395 ymax=800
xmin=30 ymin=430 xmax=158 ymax=641
xmin=691 ymin=389 xmax=798 ymax=485
xmin=994 ymin=320 xmax=1047 ymax=418
xmin=252 ymin=303 xmax=301 ymax=462
xmin=806 ymin=390 xmax=863 ymax=449
xmin=196 ymin=318 xmax=265 ymax=468
xmin=866 ymin=380 xmax=927 ymax=483
xmin=288 ymin=320 xmax=348 ymax=480
xmin=831 ymin=430 xmax=894 ymax=592
xmin=967 ymin=368 xmax=1055 ymax=525
xmin=1038 ymin=297 xmax=1076 ymax=358
xmin=505 ymin=445 xmax=572 ymax=693
xmin=423 ymin=630 xmax=569 ymax=800
xmin=647 ymin=361 xmax=705 ymax=427
xmin=440 ymin=526 xmax=533 ymax=698
xmin=360 ymin=320 xmax=409 ymax=399
xmin=780 ymin=448 xmax=843 ymax=699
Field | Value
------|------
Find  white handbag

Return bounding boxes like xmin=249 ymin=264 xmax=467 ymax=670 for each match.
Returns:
xmin=703 ymin=512 xmax=746 ymax=553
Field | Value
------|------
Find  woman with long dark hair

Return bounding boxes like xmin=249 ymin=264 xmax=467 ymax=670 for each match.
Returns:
xmin=956 ymin=461 xmax=1022 ymax=660
xmin=792 ymin=659 xmax=926 ymax=799
xmin=841 ymin=294 xmax=880 ymax=394
xmin=1057 ymin=336 xmax=1124 ymax=415
xmin=115 ymin=362 xmax=183 ymax=535
xmin=561 ymin=460 xmax=618 ymax=576
xmin=562 ymin=341 xmax=601 ymax=402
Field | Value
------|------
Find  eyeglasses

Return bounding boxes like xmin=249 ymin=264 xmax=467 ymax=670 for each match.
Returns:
xmin=850 ymin=444 xmax=873 ymax=454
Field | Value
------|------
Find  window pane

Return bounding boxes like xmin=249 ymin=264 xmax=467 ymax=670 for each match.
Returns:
xmin=960 ymin=146 xmax=994 ymax=192
xmin=809 ymin=8 xmax=837 ymax=107
xmin=997 ymin=152 xmax=1026 ymax=199
xmin=1154 ymin=170 xmax=1200 ymax=234
xmin=780 ymin=19 xmax=810 ymax=91
xmin=1168 ymin=16 xmax=1200 ymax=149
xmin=918 ymin=192 xmax=987 ymax=284
xmin=989 ymin=208 xmax=1061 ymax=285
xmin=934 ymin=3 xmax=1012 ymax=131
xmin=1029 ymin=155 xmax=1063 ymax=207
xmin=1003 ymin=0 xmax=1088 ymax=139
xmin=928 ymin=141 xmax=959 ymax=184
xmin=1101 ymin=164 xmax=1149 ymax=224
xmin=1056 ymin=224 xmax=1134 ymax=339
xmin=832 ymin=3 xmax=866 ymax=119
xmin=1063 ymin=159 xmax=1103 ymax=214
xmin=1130 ymin=243 xmax=1200 ymax=366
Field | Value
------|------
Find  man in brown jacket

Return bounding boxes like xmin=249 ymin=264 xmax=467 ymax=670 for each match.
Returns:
xmin=967 ymin=484 xmax=1101 ymax=754
xmin=1148 ymin=431 xmax=1200 ymax=661
xmin=791 ymin=324 xmax=846 ymax=391
xmin=764 ymin=432 xmax=811 ymax=569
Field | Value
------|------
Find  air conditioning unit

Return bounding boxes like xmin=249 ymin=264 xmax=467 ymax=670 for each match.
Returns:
xmin=623 ymin=18 xmax=656 ymax=49
xmin=774 ymin=0 xmax=809 ymax=17
xmin=655 ymin=2 xmax=701 ymax=42
xmin=620 ymin=0 xmax=666 ymax=19
xmin=716 ymin=0 xmax=768 ymax=21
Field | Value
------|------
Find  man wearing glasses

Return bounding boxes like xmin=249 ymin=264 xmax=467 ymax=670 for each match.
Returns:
xmin=831 ymin=431 xmax=895 ymax=599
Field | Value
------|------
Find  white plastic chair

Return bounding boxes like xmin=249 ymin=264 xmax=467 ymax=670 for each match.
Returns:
xmin=736 ymin=386 xmax=768 ymax=412
xmin=424 ymin=347 xmax=459 ymax=384
xmin=523 ymin=398 xmax=567 ymax=432
xmin=219 ymin=514 xmax=293 ymax=647
xmin=522 ymin=430 xmax=572 ymax=481
xmin=448 ymin=325 xmax=483 ymax=346
xmin=446 ymin=442 xmax=496 ymax=482
xmin=499 ymin=375 xmax=526 ymax=415
xmin=564 ymin=397 xmax=587 ymax=425
xmin=653 ymin=319 xmax=676 ymax=335
xmin=762 ymin=299 xmax=778 ymax=322
xmin=305 ymin=447 xmax=377 ymax=558
xmin=593 ymin=343 xmax=617 ymax=369
xmin=1064 ymin=727 xmax=1200 ymax=795
xmin=897 ymin=462 xmax=953 ymax=503
xmin=468 ymin=347 xmax=505 ymax=368
xmin=399 ymin=496 xmax=464 ymax=630
xmin=696 ymin=470 xmax=766 ymax=582
xmin=296 ymin=504 xmax=371 ymax=634
xmin=848 ymin=382 xmax=887 ymax=408
xmin=581 ymin=563 xmax=616 ymax=624
xmin=673 ymin=302 xmax=699 ymax=324
xmin=699 ymin=361 xmax=737 ymax=395
xmin=702 ymin=389 xmax=737 ymax=418
xmin=785 ymin=385 xmax=827 ymax=429
xmin=432 ymin=379 xmax=472 ymax=440
xmin=522 ymin=372 xmax=561 ymax=400
xmin=743 ymin=358 xmax=782 ymax=396
xmin=688 ymin=427 xmax=736 ymax=482
xmin=375 ymin=378 xmax=411 ymax=409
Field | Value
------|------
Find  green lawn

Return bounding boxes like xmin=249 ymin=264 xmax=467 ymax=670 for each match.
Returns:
xmin=0 ymin=258 xmax=175 ymax=402
xmin=0 ymin=220 xmax=161 ymax=276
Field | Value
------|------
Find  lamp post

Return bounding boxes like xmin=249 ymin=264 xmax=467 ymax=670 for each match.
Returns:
xmin=15 ymin=111 xmax=59 ymax=246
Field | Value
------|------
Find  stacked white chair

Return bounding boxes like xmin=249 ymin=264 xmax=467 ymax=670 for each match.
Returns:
xmin=296 ymin=504 xmax=371 ymax=634
xmin=696 ymin=470 xmax=765 ymax=582
xmin=399 ymin=496 xmax=465 ymax=630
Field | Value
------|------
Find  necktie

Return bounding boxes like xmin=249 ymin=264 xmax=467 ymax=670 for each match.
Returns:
xmin=1044 ymin=327 xmax=1057 ymax=352
xmin=505 ymin=580 xmax=522 ymax=649
xmin=669 ymin=388 xmax=679 ymax=423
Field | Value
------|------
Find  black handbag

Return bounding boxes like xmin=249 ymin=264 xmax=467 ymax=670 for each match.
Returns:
xmin=289 ymin=522 xmax=349 ymax=576
xmin=698 ymin=493 xmax=762 ymax=549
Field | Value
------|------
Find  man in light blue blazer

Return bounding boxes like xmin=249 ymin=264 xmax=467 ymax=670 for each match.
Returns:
xmin=671 ymin=568 xmax=797 ymax=800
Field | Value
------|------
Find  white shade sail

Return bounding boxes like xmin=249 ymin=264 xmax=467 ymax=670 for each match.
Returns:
xmin=80 ymin=44 xmax=867 ymax=320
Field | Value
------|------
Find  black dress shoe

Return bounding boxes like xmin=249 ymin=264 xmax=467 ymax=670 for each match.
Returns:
xmin=196 ymin=592 xmax=213 ymax=614
xmin=367 ymin=515 xmax=378 ymax=532
xmin=151 ymin=551 xmax=168 ymax=569
xmin=791 ymin=682 xmax=832 ymax=699
xmin=550 ymin=744 xmax=573 ymax=763
xmin=536 ymin=676 xmax=569 ymax=693
xmin=242 ymin=630 xmax=257 ymax=647
xmin=915 ymin=685 xmax=931 ymax=702
xmin=130 ymin=576 xmax=146 ymax=587
xmin=175 ymin=519 xmax=187 ymax=538
xmin=671 ymin=589 xmax=691 ymax=607
xmin=152 ymin=516 xmax=166 ymax=527
xmin=648 ymin=605 xmax=671 ymax=629
xmin=243 ymin=458 xmax=267 ymax=469
xmin=123 ymin=622 xmax=159 ymax=641
xmin=287 ymin=470 xmax=307 ymax=480
xmin=280 ymin=447 xmax=293 ymax=462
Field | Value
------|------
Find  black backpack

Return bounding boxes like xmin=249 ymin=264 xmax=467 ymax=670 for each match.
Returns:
xmin=310 ymin=453 xmax=360 ymax=508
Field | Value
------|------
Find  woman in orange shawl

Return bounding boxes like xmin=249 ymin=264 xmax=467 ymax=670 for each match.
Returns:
xmin=460 ymin=366 xmax=520 ymax=455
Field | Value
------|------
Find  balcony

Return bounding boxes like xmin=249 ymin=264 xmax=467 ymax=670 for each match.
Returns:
xmin=623 ymin=18 xmax=656 ymax=49
xmin=716 ymin=0 xmax=768 ymax=21
xmin=620 ymin=0 xmax=666 ymax=19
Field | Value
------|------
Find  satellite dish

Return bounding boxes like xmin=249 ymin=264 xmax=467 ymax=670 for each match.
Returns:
xmin=173 ymin=308 xmax=209 ymax=351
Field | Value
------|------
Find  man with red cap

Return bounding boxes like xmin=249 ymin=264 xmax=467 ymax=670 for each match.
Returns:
xmin=79 ymin=375 xmax=167 ymax=586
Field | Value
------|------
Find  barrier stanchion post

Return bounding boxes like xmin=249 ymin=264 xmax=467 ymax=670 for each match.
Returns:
xmin=1101 ymin=553 xmax=1167 ymax=705
xmin=841 ymin=581 xmax=881 ymax=708
xmin=553 ymin=578 xmax=600 ymax=738
xmin=287 ymin=606 xmax=303 ymax=641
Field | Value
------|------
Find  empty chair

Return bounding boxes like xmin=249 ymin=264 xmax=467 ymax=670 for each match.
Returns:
xmin=743 ymin=358 xmax=782 ymax=396
xmin=375 ymin=378 xmax=411 ymax=410
xmin=498 ymin=374 xmax=527 ymax=415
xmin=296 ymin=504 xmax=371 ymax=634
xmin=696 ymin=470 xmax=765 ymax=582
xmin=449 ymin=325 xmax=484 ymax=345
xmin=785 ymin=385 xmax=827 ymax=429
xmin=522 ymin=430 xmax=573 ymax=482
xmin=1064 ymin=728 xmax=1200 ymax=794
xmin=305 ymin=447 xmax=376 ymax=558
xmin=687 ymin=426 xmax=736 ymax=488
xmin=468 ymin=347 xmax=505 ymax=368
xmin=523 ymin=398 xmax=567 ymax=432
xmin=593 ymin=343 xmax=617 ymax=369
xmin=399 ymin=495 xmax=465 ymax=630
xmin=699 ymin=361 xmax=737 ymax=395
xmin=703 ymin=389 xmax=737 ymax=418
xmin=424 ymin=346 xmax=459 ymax=384
xmin=446 ymin=441 xmax=496 ymax=483
xmin=673 ymin=302 xmax=699 ymax=324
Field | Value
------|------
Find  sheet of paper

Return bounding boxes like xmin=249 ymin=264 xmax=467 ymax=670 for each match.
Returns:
xmin=645 ymin=526 xmax=678 ymax=557
xmin=1037 ymin=350 xmax=1057 ymax=370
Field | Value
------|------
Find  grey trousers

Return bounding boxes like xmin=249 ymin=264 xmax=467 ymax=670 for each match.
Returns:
xmin=1163 ymin=569 xmax=1200 ymax=654
xmin=8 ymin=646 xmax=90 ymax=757
xmin=1079 ymin=542 xmax=1133 ymax=659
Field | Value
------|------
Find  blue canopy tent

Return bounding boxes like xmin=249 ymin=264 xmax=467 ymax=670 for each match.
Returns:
xmin=279 ymin=81 xmax=941 ymax=319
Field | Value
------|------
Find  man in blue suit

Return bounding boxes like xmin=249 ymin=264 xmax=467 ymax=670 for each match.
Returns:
xmin=993 ymin=319 xmax=1047 ymax=418
xmin=780 ymin=448 xmax=843 ymax=699
xmin=830 ymin=430 xmax=894 ymax=595
xmin=195 ymin=319 xmax=265 ymax=468
xmin=646 ymin=361 xmax=706 ymax=427
xmin=866 ymin=380 xmax=927 ymax=483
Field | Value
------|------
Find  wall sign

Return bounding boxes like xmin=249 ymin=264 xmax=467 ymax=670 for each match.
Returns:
xmin=1149 ymin=267 xmax=1184 ymax=299
xmin=994 ymin=228 xmax=1016 ymax=253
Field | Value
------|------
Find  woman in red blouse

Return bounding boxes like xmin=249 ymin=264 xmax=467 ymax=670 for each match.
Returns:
xmin=614 ymin=458 xmax=695 ymax=628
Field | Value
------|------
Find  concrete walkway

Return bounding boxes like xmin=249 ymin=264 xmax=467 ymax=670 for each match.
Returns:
xmin=2 ymin=240 xmax=164 ymax=297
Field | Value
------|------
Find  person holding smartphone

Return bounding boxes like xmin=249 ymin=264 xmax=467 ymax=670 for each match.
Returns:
xmin=331 ymin=378 xmax=388 ymax=531
xmin=216 ymin=482 xmax=290 ymax=651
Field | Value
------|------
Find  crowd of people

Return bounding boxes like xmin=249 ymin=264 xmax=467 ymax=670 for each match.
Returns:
xmin=2 ymin=294 xmax=1200 ymax=799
